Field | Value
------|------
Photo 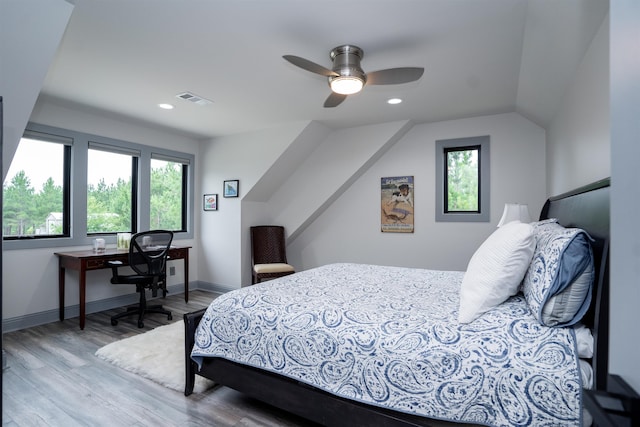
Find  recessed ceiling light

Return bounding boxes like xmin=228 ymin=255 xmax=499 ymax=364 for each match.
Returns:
xmin=387 ymin=98 xmax=402 ymax=105
xmin=158 ymin=103 xmax=174 ymax=110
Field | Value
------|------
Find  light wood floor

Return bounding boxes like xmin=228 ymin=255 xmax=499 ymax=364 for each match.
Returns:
xmin=2 ymin=290 xmax=316 ymax=427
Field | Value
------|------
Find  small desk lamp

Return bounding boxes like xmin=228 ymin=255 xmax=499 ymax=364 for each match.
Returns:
xmin=497 ymin=203 xmax=531 ymax=227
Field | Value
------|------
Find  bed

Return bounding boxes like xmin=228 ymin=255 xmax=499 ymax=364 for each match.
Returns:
xmin=184 ymin=178 xmax=610 ymax=427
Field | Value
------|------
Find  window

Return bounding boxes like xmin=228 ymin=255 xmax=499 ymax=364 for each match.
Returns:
xmin=3 ymin=131 xmax=71 ymax=238
xmin=445 ymin=146 xmax=479 ymax=212
xmin=3 ymin=122 xmax=194 ymax=249
xmin=436 ymin=136 xmax=490 ymax=222
xmin=87 ymin=144 xmax=138 ymax=234
xmin=150 ymin=155 xmax=189 ymax=231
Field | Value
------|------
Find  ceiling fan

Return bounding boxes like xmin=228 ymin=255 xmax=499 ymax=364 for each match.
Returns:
xmin=283 ymin=44 xmax=424 ymax=108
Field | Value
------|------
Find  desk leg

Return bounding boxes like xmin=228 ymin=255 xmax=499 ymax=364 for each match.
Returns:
xmin=58 ymin=263 xmax=65 ymax=321
xmin=79 ymin=267 xmax=87 ymax=330
xmin=184 ymin=251 xmax=189 ymax=302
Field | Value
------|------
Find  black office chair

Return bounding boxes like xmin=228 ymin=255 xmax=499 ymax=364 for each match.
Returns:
xmin=108 ymin=230 xmax=174 ymax=328
xmin=250 ymin=225 xmax=295 ymax=284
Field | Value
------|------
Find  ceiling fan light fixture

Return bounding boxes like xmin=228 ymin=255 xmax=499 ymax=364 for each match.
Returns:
xmin=330 ymin=76 xmax=364 ymax=95
xmin=283 ymin=44 xmax=423 ymax=108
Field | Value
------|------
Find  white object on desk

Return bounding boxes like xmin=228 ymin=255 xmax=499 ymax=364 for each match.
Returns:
xmin=93 ymin=238 xmax=106 ymax=252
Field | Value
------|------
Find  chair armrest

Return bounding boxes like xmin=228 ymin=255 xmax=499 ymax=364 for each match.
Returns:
xmin=106 ymin=260 xmax=123 ymax=283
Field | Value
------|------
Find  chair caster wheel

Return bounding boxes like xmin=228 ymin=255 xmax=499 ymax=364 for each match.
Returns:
xmin=138 ymin=321 xmax=144 ymax=328
xmin=111 ymin=319 xmax=118 ymax=326
xmin=168 ymin=314 xmax=173 ymax=321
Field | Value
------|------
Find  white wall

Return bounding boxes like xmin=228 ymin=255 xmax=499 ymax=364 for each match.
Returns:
xmin=288 ymin=113 xmax=547 ymax=272
xmin=197 ymin=121 xmax=312 ymax=289
xmin=268 ymin=121 xmax=413 ymax=238
xmin=201 ymin=120 xmax=416 ymax=288
xmin=546 ymin=16 xmax=610 ymax=196
xmin=610 ymin=1 xmax=640 ymax=392
xmin=200 ymin=113 xmax=546 ymax=290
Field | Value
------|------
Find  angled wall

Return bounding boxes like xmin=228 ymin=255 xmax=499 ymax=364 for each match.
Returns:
xmin=268 ymin=121 xmax=414 ymax=240
xmin=198 ymin=121 xmax=316 ymax=289
xmin=239 ymin=120 xmax=414 ymax=285
xmin=0 ymin=0 xmax=74 ymax=180
xmin=287 ymin=112 xmax=547 ymax=272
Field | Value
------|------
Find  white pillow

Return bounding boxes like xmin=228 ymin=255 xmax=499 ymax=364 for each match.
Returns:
xmin=458 ymin=221 xmax=536 ymax=323
xmin=573 ymin=324 xmax=594 ymax=359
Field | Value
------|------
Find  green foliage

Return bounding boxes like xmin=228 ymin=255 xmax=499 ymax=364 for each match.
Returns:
xmin=3 ymin=171 xmax=38 ymax=235
xmin=446 ymin=149 xmax=479 ymax=212
xmin=3 ymin=164 xmax=184 ymax=237
xmin=87 ymin=177 xmax=132 ymax=233
xmin=37 ymin=178 xmax=63 ymax=221
xmin=150 ymin=162 xmax=183 ymax=230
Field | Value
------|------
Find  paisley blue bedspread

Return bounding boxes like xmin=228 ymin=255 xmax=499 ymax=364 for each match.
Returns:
xmin=191 ymin=263 xmax=582 ymax=426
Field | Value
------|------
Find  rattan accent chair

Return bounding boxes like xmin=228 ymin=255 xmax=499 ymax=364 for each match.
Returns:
xmin=250 ymin=225 xmax=295 ymax=284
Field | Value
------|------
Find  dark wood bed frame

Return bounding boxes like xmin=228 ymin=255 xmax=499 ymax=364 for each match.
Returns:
xmin=184 ymin=178 xmax=611 ymax=426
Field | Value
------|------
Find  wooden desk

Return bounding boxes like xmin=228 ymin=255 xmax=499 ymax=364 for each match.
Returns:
xmin=55 ymin=246 xmax=190 ymax=329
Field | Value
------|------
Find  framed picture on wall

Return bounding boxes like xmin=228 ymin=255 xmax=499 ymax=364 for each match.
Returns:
xmin=381 ymin=176 xmax=414 ymax=233
xmin=203 ymin=194 xmax=218 ymax=211
xmin=223 ymin=180 xmax=239 ymax=198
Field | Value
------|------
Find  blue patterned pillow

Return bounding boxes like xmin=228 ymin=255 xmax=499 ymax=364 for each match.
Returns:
xmin=522 ymin=220 xmax=594 ymax=327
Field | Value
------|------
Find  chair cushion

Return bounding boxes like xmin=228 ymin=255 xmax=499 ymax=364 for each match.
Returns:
xmin=254 ymin=263 xmax=295 ymax=274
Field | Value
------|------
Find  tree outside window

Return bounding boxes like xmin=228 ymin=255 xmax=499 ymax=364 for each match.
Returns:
xmin=87 ymin=148 xmax=135 ymax=234
xmin=3 ymin=136 xmax=67 ymax=237
xmin=435 ymin=136 xmax=490 ymax=222
xmin=150 ymin=158 xmax=186 ymax=231
xmin=445 ymin=147 xmax=479 ymax=212
xmin=3 ymin=123 xmax=194 ymax=247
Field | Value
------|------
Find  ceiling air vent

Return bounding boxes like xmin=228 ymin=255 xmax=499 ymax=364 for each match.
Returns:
xmin=175 ymin=92 xmax=213 ymax=106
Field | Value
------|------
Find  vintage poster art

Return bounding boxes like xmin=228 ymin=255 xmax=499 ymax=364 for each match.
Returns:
xmin=381 ymin=176 xmax=414 ymax=233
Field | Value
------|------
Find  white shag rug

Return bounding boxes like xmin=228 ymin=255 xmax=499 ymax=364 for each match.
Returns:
xmin=95 ymin=321 xmax=215 ymax=393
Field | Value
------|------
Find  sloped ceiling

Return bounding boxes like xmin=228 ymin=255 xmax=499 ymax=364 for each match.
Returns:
xmin=39 ymin=0 xmax=608 ymax=140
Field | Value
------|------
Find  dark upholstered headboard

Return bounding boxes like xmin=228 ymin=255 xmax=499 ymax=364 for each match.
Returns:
xmin=539 ymin=177 xmax=610 ymax=391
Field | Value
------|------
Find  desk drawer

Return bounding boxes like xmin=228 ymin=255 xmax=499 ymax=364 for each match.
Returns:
xmin=87 ymin=258 xmax=108 ymax=269
xmin=86 ymin=256 xmax=125 ymax=269
xmin=167 ymin=248 xmax=187 ymax=259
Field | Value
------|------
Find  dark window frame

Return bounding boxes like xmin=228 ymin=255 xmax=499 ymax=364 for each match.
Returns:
xmin=443 ymin=144 xmax=481 ymax=214
xmin=86 ymin=144 xmax=140 ymax=236
xmin=2 ymin=132 xmax=72 ymax=240
xmin=150 ymin=153 xmax=191 ymax=233
xmin=3 ymin=123 xmax=194 ymax=250
xmin=436 ymin=135 xmax=490 ymax=222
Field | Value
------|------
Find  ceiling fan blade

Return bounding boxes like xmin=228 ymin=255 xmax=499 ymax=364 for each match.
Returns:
xmin=324 ymin=92 xmax=347 ymax=108
xmin=283 ymin=55 xmax=339 ymax=77
xmin=366 ymin=67 xmax=424 ymax=85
